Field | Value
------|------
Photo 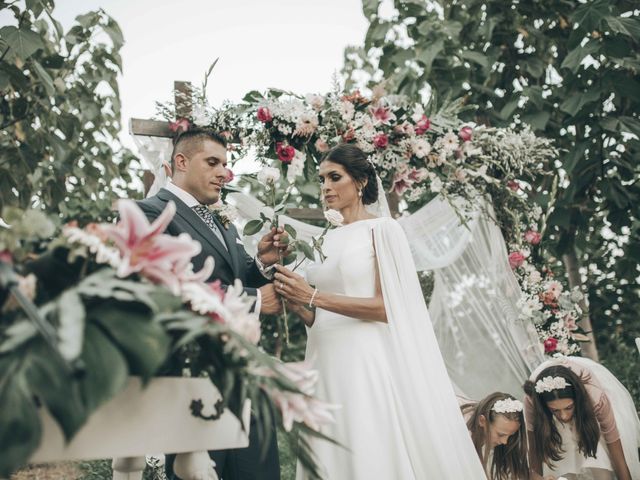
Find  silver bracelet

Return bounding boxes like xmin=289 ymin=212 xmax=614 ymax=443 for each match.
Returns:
xmin=309 ymin=288 xmax=318 ymax=308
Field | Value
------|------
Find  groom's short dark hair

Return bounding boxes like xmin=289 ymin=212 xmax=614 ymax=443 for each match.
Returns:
xmin=170 ymin=128 xmax=228 ymax=171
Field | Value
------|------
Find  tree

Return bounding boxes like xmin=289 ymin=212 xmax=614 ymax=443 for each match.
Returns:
xmin=0 ymin=0 xmax=139 ymax=224
xmin=343 ymin=0 xmax=640 ymax=361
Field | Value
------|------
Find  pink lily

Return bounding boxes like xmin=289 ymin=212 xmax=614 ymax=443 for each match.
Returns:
xmin=369 ymin=103 xmax=396 ymax=126
xmin=100 ymin=200 xmax=212 ymax=293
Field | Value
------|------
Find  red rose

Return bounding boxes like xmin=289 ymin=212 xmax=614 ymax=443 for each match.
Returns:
xmin=459 ymin=126 xmax=473 ymax=142
xmin=544 ymin=337 xmax=558 ymax=353
xmin=373 ymin=132 xmax=389 ymax=149
xmin=414 ymin=115 xmax=431 ymax=135
xmin=508 ymin=251 xmax=525 ymax=269
xmin=276 ymin=142 xmax=295 ymax=164
xmin=257 ymin=107 xmax=273 ymax=123
xmin=524 ymin=230 xmax=542 ymax=245
xmin=169 ymin=117 xmax=190 ymax=133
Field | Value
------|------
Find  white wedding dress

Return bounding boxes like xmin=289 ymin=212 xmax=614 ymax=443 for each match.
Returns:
xmin=296 ymin=217 xmax=485 ymax=480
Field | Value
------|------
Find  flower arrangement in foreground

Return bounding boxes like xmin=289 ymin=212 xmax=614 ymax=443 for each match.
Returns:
xmin=0 ymin=201 xmax=336 ymax=478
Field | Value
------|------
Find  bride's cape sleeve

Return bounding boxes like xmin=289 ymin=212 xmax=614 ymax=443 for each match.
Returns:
xmin=371 ymin=218 xmax=486 ymax=479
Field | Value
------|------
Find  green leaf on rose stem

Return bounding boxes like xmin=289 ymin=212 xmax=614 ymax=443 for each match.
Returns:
xmin=297 ymin=241 xmax=315 ymax=261
xmin=282 ymin=252 xmax=297 ymax=266
xmin=243 ymin=219 xmax=264 ymax=236
xmin=283 ymin=224 xmax=297 ymax=239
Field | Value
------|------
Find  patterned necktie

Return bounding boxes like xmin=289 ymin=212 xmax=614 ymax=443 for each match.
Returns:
xmin=192 ymin=205 xmax=227 ymax=250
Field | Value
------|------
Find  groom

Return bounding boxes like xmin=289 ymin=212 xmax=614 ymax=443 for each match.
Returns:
xmin=137 ymin=128 xmax=282 ymax=480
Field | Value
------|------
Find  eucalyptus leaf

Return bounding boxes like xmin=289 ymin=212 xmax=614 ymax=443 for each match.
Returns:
xmin=243 ymin=219 xmax=265 ymax=236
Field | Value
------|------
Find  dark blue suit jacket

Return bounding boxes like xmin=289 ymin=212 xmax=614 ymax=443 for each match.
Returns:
xmin=136 ymin=188 xmax=269 ymax=298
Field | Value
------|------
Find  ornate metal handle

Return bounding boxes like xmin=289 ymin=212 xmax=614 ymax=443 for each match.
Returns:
xmin=189 ymin=398 xmax=225 ymax=421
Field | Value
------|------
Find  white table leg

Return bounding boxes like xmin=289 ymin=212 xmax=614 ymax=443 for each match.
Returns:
xmin=112 ymin=456 xmax=146 ymax=480
xmin=173 ymin=451 xmax=219 ymax=480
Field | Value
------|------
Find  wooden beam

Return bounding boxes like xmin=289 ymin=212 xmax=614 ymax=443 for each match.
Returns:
xmin=287 ymin=208 xmax=325 ymax=221
xmin=129 ymin=118 xmax=173 ymax=138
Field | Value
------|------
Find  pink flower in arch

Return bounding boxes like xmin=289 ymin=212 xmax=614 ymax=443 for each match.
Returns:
xmin=373 ymin=133 xmax=389 ymax=149
xmin=257 ymin=107 xmax=273 ymax=123
xmin=276 ymin=142 xmax=296 ymax=164
xmin=225 ymin=168 xmax=235 ymax=183
xmin=524 ymin=230 xmax=542 ymax=245
xmin=544 ymin=337 xmax=558 ymax=353
xmin=459 ymin=126 xmax=473 ymax=142
xmin=414 ymin=115 xmax=431 ymax=135
xmin=507 ymin=180 xmax=520 ymax=192
xmin=508 ymin=251 xmax=525 ymax=269
xmin=369 ymin=104 xmax=396 ymax=126
xmin=169 ymin=118 xmax=190 ymax=134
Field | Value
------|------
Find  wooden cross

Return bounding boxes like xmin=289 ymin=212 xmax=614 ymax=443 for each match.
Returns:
xmin=129 ymin=81 xmax=325 ymax=221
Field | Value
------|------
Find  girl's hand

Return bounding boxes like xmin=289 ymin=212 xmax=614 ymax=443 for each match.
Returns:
xmin=274 ymin=264 xmax=315 ymax=306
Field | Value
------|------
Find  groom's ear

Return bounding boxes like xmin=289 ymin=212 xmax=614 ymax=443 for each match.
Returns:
xmin=173 ymin=153 xmax=188 ymax=172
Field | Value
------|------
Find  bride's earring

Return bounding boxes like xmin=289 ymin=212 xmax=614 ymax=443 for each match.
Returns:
xmin=358 ymin=189 xmax=362 ymax=198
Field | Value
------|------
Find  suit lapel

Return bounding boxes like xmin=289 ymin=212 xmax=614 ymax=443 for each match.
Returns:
xmin=157 ymin=189 xmax=233 ymax=272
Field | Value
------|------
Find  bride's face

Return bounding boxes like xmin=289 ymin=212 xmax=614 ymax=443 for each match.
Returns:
xmin=319 ymin=160 xmax=360 ymax=210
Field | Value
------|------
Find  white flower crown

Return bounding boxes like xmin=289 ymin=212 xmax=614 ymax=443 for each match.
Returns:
xmin=492 ymin=398 xmax=524 ymax=414
xmin=535 ymin=376 xmax=570 ymax=394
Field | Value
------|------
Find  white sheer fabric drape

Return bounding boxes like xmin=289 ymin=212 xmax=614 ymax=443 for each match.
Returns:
xmin=134 ymin=139 xmax=544 ymax=399
xmin=399 ymin=198 xmax=544 ymax=399
xmin=132 ymin=136 xmax=173 ymax=198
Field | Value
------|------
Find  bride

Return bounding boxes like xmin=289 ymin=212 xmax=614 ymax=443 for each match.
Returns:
xmin=273 ymin=144 xmax=486 ymax=479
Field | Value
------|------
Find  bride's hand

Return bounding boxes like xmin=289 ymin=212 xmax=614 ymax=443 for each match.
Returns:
xmin=273 ymin=264 xmax=315 ymax=306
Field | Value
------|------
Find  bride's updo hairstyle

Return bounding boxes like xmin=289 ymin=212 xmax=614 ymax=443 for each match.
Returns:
xmin=321 ymin=144 xmax=378 ymax=205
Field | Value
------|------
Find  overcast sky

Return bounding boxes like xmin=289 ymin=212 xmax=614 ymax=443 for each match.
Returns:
xmin=54 ymin=0 xmax=369 ymax=148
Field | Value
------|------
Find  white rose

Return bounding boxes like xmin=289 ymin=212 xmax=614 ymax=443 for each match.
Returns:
xmin=257 ymin=166 xmax=280 ymax=185
xmin=324 ymin=209 xmax=344 ymax=227
xmin=286 ymin=150 xmax=305 ymax=182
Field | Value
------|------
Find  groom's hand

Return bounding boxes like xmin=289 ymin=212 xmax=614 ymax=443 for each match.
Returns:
xmin=257 ymin=227 xmax=290 ymax=266
xmin=259 ymin=284 xmax=282 ymax=315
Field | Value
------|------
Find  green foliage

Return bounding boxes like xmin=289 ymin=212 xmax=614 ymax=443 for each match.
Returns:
xmin=0 ymin=1 xmax=140 ymax=224
xmin=344 ymin=0 xmax=640 ymax=361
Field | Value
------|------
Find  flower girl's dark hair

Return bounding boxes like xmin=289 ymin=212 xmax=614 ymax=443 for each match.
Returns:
xmin=523 ymin=365 xmax=599 ymax=467
xmin=321 ymin=144 xmax=378 ymax=205
xmin=462 ymin=392 xmax=529 ymax=480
